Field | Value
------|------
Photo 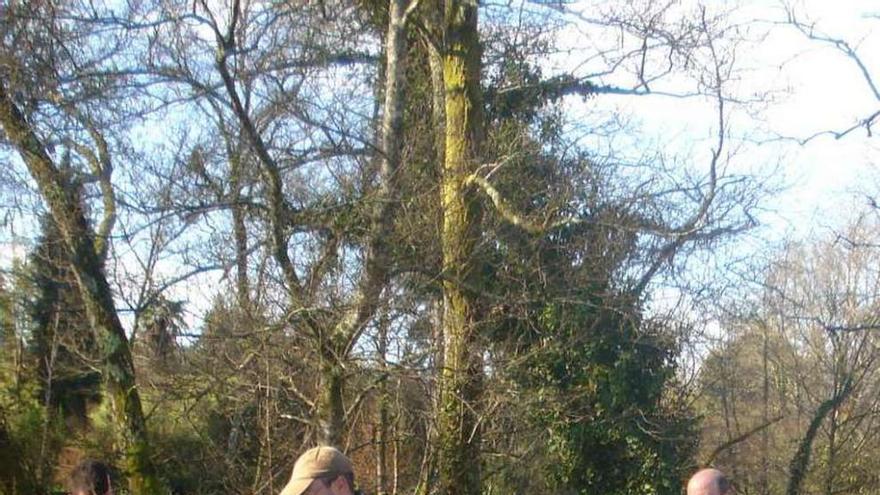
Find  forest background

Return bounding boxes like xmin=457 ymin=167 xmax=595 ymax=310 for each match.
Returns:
xmin=1 ymin=0 xmax=879 ymax=494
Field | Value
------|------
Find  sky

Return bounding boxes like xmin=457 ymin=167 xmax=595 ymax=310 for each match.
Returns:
xmin=1 ymin=0 xmax=878 ymax=334
xmin=726 ymin=0 xmax=878 ymax=233
xmin=534 ymin=0 xmax=880 ymax=352
xmin=557 ymin=0 xmax=879 ymax=239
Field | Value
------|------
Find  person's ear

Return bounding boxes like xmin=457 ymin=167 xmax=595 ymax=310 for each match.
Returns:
xmin=303 ymin=478 xmax=324 ymax=495
xmin=330 ymin=476 xmax=350 ymax=493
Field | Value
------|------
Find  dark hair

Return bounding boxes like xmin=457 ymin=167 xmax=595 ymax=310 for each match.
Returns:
xmin=717 ymin=474 xmax=732 ymax=494
xmin=312 ymin=472 xmax=360 ymax=495
xmin=69 ymin=459 xmax=112 ymax=495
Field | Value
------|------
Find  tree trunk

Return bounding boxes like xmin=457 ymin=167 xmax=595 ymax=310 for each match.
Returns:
xmin=436 ymin=2 xmax=484 ymax=494
xmin=317 ymin=357 xmax=346 ymax=446
xmin=761 ymin=324 xmax=770 ymax=495
xmin=312 ymin=0 xmax=413 ymax=447
xmin=786 ymin=381 xmax=852 ymax=495
xmin=376 ymin=314 xmax=389 ymax=495
xmin=229 ymin=149 xmax=251 ymax=311
xmin=0 ymin=81 xmax=164 ymax=494
xmin=824 ymin=405 xmax=838 ymax=495
xmin=0 ymin=276 xmax=16 ymax=376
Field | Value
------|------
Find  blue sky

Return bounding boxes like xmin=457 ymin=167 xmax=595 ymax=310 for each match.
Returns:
xmin=559 ymin=0 xmax=879 ymax=238
xmin=2 ymin=0 xmax=878 ymax=334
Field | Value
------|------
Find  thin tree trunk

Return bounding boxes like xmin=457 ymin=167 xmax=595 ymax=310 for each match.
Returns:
xmin=761 ymin=324 xmax=770 ymax=495
xmin=436 ymin=2 xmax=484 ymax=494
xmin=0 ymin=80 xmax=163 ymax=494
xmin=229 ymin=149 xmax=251 ymax=311
xmin=39 ymin=313 xmax=60 ymax=488
xmin=417 ymin=281 xmax=444 ymax=495
xmin=825 ymin=405 xmax=838 ymax=495
xmin=824 ymin=360 xmax=845 ymax=495
xmin=264 ymin=342 xmax=274 ymax=494
xmin=316 ymin=0 xmax=413 ymax=446
xmin=720 ymin=348 xmax=735 ymax=459
xmin=232 ymin=203 xmax=250 ymax=308
xmin=392 ymin=379 xmax=400 ymax=495
xmin=376 ymin=314 xmax=389 ymax=495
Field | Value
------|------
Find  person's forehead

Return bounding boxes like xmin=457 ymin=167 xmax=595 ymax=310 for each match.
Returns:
xmin=688 ymin=472 xmax=726 ymax=494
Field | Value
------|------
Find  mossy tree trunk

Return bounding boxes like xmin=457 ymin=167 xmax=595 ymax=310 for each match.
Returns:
xmin=376 ymin=312 xmax=390 ymax=495
xmin=436 ymin=1 xmax=484 ymax=494
xmin=786 ymin=381 xmax=852 ymax=495
xmin=316 ymin=352 xmax=346 ymax=446
xmin=0 ymin=80 xmax=164 ymax=495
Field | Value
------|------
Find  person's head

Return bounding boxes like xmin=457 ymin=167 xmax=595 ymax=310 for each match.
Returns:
xmin=279 ymin=446 xmax=359 ymax=495
xmin=68 ymin=459 xmax=114 ymax=495
xmin=687 ymin=468 xmax=733 ymax=495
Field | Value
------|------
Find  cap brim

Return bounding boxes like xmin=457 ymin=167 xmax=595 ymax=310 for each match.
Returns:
xmin=279 ymin=477 xmax=313 ymax=495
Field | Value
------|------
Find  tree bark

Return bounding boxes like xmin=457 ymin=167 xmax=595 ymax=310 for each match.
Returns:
xmin=376 ymin=314 xmax=390 ymax=495
xmin=316 ymin=358 xmax=346 ymax=446
xmin=761 ymin=324 xmax=771 ymax=495
xmin=229 ymin=149 xmax=251 ymax=311
xmin=435 ymin=1 xmax=484 ymax=494
xmin=0 ymin=80 xmax=164 ymax=494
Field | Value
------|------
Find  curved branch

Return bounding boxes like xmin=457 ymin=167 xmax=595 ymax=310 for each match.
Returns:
xmin=464 ymin=174 xmax=546 ymax=235
xmin=703 ymin=415 xmax=785 ymax=466
xmin=65 ymin=117 xmax=116 ymax=261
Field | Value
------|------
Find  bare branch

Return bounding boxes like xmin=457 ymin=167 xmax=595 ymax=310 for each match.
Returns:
xmin=703 ymin=415 xmax=785 ymax=466
xmin=209 ymin=1 xmax=305 ymax=304
xmin=779 ymin=5 xmax=880 ymax=141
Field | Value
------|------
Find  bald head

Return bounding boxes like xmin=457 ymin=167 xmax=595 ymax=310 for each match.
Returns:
xmin=687 ymin=468 xmax=732 ymax=495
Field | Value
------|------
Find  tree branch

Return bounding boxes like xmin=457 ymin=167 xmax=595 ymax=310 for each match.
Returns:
xmin=703 ymin=415 xmax=785 ymax=466
xmin=209 ymin=2 xmax=305 ymax=304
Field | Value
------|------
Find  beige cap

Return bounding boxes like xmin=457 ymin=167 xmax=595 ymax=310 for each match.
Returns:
xmin=280 ymin=446 xmax=354 ymax=495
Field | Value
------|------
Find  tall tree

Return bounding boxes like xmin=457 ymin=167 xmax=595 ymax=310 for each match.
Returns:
xmin=435 ymin=1 xmax=485 ymax=494
xmin=0 ymin=83 xmax=163 ymax=493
